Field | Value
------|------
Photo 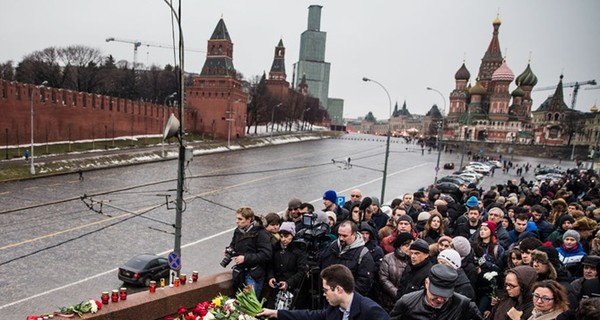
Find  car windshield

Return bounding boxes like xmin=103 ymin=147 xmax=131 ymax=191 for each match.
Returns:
xmin=125 ymin=256 xmax=154 ymax=269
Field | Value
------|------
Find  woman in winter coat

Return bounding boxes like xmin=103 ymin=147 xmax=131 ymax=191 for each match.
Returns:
xmin=487 ymin=265 xmax=537 ymax=320
xmin=379 ymin=232 xmax=413 ymax=312
xmin=419 ymin=212 xmax=446 ymax=244
xmin=472 ymin=221 xmax=505 ymax=313
xmin=528 ymin=280 xmax=570 ymax=320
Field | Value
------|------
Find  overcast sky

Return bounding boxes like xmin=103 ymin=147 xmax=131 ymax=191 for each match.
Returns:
xmin=1 ymin=0 xmax=599 ymax=119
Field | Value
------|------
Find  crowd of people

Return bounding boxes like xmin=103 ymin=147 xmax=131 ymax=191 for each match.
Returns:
xmin=224 ymin=164 xmax=600 ymax=320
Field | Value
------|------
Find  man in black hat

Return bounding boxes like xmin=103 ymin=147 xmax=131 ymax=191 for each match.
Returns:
xmin=390 ymin=264 xmax=483 ymax=320
xmin=396 ymin=239 xmax=433 ymax=298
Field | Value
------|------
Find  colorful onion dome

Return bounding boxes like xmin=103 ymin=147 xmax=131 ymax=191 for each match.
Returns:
xmin=454 ymin=63 xmax=471 ymax=81
xmin=492 ymin=59 xmax=514 ymax=82
xmin=511 ymin=86 xmax=525 ymax=97
xmin=516 ymin=63 xmax=538 ymax=87
xmin=469 ymin=78 xmax=486 ymax=95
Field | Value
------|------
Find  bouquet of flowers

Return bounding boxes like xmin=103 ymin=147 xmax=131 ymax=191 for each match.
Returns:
xmin=483 ymin=271 xmax=499 ymax=299
xmin=166 ymin=286 xmax=263 ymax=320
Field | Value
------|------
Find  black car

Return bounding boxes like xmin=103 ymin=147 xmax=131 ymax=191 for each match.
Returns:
xmin=434 ymin=182 xmax=460 ymax=194
xmin=118 ymin=254 xmax=170 ymax=286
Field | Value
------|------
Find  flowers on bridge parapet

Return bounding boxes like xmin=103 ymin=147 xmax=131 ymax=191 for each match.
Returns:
xmin=26 ymin=299 xmax=103 ymax=319
xmin=166 ymin=286 xmax=263 ymax=320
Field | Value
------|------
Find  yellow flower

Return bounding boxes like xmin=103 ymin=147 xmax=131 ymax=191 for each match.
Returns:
xmin=212 ymin=296 xmax=222 ymax=307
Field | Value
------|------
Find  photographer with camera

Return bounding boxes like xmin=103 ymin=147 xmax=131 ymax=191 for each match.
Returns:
xmin=320 ymin=220 xmax=375 ymax=296
xmin=224 ymin=206 xmax=272 ymax=297
xmin=265 ymin=222 xmax=308 ymax=309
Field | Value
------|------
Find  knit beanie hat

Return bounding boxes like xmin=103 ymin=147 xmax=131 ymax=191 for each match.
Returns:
xmin=371 ymin=197 xmax=380 ymax=207
xmin=562 ymin=229 xmax=581 ymax=242
xmin=323 ymin=190 xmax=337 ymax=203
xmin=279 ymin=221 xmax=296 ymax=236
xmin=451 ymin=236 xmax=471 ymax=258
xmin=288 ymin=198 xmax=302 ymax=209
xmin=481 ymin=221 xmax=497 ymax=235
xmin=438 ymin=249 xmax=462 ymax=270
xmin=393 ymin=232 xmax=414 ymax=249
xmin=397 ymin=215 xmax=414 ymax=224
xmin=466 ymin=196 xmax=479 ymax=208
xmin=410 ymin=239 xmax=430 ymax=254
xmin=437 ymin=235 xmax=453 ymax=245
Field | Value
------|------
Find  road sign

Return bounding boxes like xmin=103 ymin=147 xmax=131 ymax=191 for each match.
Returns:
xmin=336 ymin=196 xmax=346 ymax=207
xmin=167 ymin=251 xmax=181 ymax=271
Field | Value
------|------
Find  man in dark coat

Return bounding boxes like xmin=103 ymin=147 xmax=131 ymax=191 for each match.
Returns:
xmin=396 ymin=239 xmax=433 ymax=298
xmin=390 ymin=264 xmax=482 ymax=320
xmin=320 ymin=220 xmax=375 ymax=296
xmin=258 ymin=264 xmax=390 ymax=320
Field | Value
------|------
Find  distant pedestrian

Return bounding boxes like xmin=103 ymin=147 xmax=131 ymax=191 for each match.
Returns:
xmin=24 ymin=150 xmax=29 ymax=161
xmin=78 ymin=170 xmax=84 ymax=181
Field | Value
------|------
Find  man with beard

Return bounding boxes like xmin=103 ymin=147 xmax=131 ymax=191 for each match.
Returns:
xmin=453 ymin=197 xmax=482 ymax=239
xmin=390 ymin=264 xmax=482 ymax=320
xmin=320 ymin=220 xmax=375 ymax=295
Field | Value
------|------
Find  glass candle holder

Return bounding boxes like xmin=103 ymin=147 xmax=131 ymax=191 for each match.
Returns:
xmin=179 ymin=274 xmax=187 ymax=285
xmin=192 ymin=271 xmax=199 ymax=282
xmin=160 ymin=278 xmax=166 ymax=287
xmin=149 ymin=280 xmax=157 ymax=293
xmin=119 ymin=287 xmax=127 ymax=300
xmin=101 ymin=291 xmax=110 ymax=304
xmin=111 ymin=289 xmax=119 ymax=302
xmin=173 ymin=277 xmax=180 ymax=287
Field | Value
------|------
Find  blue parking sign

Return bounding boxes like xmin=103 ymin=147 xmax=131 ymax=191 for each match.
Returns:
xmin=336 ymin=196 xmax=346 ymax=207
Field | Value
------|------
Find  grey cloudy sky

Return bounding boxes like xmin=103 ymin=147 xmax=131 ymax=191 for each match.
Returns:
xmin=1 ymin=0 xmax=599 ymax=119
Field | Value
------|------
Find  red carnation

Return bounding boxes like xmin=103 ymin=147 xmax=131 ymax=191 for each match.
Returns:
xmin=95 ymin=300 xmax=103 ymax=310
xmin=177 ymin=306 xmax=188 ymax=315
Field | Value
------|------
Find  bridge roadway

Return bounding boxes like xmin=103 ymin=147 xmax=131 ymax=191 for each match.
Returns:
xmin=0 ymin=133 xmax=568 ymax=319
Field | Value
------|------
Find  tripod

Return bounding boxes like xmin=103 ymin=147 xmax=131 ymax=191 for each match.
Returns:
xmin=293 ymin=262 xmax=322 ymax=310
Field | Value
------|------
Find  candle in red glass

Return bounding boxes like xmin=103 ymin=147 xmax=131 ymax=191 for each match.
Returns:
xmin=119 ymin=287 xmax=127 ymax=300
xmin=179 ymin=274 xmax=187 ymax=285
xmin=173 ymin=277 xmax=180 ymax=287
xmin=111 ymin=290 xmax=119 ymax=302
xmin=192 ymin=271 xmax=198 ymax=282
xmin=149 ymin=281 xmax=157 ymax=293
xmin=101 ymin=291 xmax=110 ymax=304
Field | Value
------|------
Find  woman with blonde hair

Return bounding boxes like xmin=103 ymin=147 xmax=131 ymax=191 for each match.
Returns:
xmin=528 ymin=280 xmax=569 ymax=320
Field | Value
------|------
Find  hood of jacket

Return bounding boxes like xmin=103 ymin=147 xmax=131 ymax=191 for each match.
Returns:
xmin=337 ymin=232 xmax=366 ymax=255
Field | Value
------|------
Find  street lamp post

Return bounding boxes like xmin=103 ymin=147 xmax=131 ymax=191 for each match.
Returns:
xmin=30 ymin=81 xmax=47 ymax=175
xmin=162 ymin=92 xmax=177 ymax=157
xmin=271 ymin=103 xmax=282 ymax=136
xmin=570 ymin=132 xmax=576 ymax=161
xmin=363 ymin=77 xmax=392 ymax=204
xmin=427 ymin=87 xmax=447 ymax=185
xmin=459 ymin=109 xmax=471 ymax=169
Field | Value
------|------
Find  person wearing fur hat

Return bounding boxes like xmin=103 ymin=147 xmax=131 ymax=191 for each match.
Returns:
xmin=265 ymin=221 xmax=308 ymax=309
xmin=573 ymin=217 xmax=599 ymax=253
xmin=571 ymin=255 xmax=600 ymax=299
xmin=548 ymin=198 xmax=568 ymax=228
xmin=486 ymin=265 xmax=538 ymax=320
xmin=531 ymin=246 xmax=579 ymax=314
xmin=379 ymin=232 xmax=413 ymax=312
xmin=557 ymin=230 xmax=587 ymax=278
xmin=547 ymin=215 xmax=576 ymax=248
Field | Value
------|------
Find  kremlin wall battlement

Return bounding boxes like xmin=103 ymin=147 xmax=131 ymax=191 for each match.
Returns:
xmin=0 ymin=80 xmax=196 ymax=146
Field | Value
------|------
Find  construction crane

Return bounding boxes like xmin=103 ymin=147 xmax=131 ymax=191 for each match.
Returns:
xmin=533 ymin=79 xmax=597 ymax=110
xmin=105 ymin=37 xmax=203 ymax=69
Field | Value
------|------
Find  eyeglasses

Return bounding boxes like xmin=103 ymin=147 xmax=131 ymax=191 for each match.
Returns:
xmin=532 ymin=293 xmax=554 ymax=303
xmin=506 ymin=283 xmax=519 ymax=289
xmin=351 ymin=194 xmax=361 ymax=198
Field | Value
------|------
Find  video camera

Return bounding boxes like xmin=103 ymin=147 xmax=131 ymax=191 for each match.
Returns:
xmin=295 ymin=211 xmax=331 ymax=261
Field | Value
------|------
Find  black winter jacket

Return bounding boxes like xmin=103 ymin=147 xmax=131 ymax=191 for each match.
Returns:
xmin=266 ymin=242 xmax=308 ymax=291
xmin=390 ymin=289 xmax=483 ymax=320
xmin=228 ymin=223 xmax=272 ymax=281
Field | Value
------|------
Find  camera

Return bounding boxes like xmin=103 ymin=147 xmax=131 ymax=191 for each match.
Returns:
xmin=302 ymin=212 xmax=319 ymax=226
xmin=220 ymin=247 xmax=237 ymax=268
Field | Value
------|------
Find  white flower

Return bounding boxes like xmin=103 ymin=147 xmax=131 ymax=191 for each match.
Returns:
xmin=483 ymin=271 xmax=498 ymax=281
xmin=88 ymin=299 xmax=98 ymax=313
xmin=204 ymin=311 xmax=216 ymax=320
xmin=225 ymin=298 xmax=237 ymax=310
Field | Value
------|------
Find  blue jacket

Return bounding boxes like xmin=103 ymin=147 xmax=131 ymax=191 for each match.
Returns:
xmin=557 ymin=242 xmax=586 ymax=277
xmin=277 ymin=292 xmax=390 ymax=320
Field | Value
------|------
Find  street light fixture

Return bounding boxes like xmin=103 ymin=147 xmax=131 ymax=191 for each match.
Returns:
xmin=162 ymin=92 xmax=177 ymax=157
xmin=427 ymin=87 xmax=447 ymax=185
xmin=363 ymin=77 xmax=392 ymax=204
xmin=30 ymin=81 xmax=48 ymax=175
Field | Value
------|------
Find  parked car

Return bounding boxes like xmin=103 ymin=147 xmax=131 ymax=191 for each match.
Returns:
xmin=483 ymin=160 xmax=502 ymax=168
xmin=464 ymin=164 xmax=491 ymax=174
xmin=438 ymin=176 xmax=468 ymax=186
xmin=534 ymin=166 xmax=564 ymax=175
xmin=435 ymin=182 xmax=460 ymax=194
xmin=118 ymin=254 xmax=170 ymax=286
xmin=457 ymin=169 xmax=484 ymax=180
xmin=468 ymin=162 xmax=492 ymax=170
xmin=458 ymin=173 xmax=479 ymax=184
xmin=443 ymin=162 xmax=455 ymax=170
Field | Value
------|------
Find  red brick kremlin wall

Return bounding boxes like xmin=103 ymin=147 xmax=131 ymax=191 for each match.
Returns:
xmin=0 ymin=80 xmax=197 ymax=146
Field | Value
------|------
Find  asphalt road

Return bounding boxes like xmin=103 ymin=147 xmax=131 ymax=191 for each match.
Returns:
xmin=0 ymin=133 xmax=570 ymax=319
